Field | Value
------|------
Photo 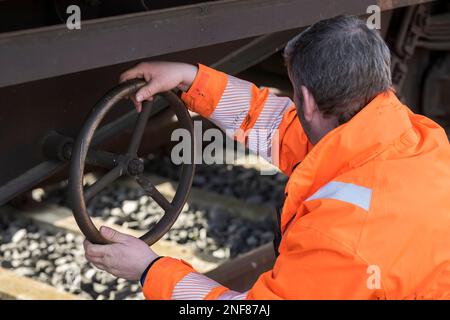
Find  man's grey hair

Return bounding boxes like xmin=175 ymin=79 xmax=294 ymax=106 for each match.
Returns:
xmin=284 ymin=15 xmax=392 ymax=124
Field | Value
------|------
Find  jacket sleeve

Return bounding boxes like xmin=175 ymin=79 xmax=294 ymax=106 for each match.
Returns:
xmin=141 ymin=223 xmax=379 ymax=300
xmin=181 ymin=64 xmax=313 ymax=176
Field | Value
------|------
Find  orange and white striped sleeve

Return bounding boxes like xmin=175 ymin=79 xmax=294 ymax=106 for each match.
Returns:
xmin=142 ymin=257 xmax=249 ymax=300
xmin=181 ymin=64 xmax=312 ymax=176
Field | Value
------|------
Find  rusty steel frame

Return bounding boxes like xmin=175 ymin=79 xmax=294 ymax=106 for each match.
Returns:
xmin=0 ymin=0 xmax=435 ymax=88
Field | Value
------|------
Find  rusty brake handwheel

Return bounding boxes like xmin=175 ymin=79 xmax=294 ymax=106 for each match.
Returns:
xmin=68 ymin=79 xmax=195 ymax=245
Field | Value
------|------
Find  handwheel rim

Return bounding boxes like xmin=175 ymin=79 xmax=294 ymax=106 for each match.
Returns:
xmin=68 ymin=79 xmax=195 ymax=245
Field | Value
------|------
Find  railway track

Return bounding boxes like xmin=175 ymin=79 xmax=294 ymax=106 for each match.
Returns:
xmin=0 ymin=162 xmax=280 ymax=300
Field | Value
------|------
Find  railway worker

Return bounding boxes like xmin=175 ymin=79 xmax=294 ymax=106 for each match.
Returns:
xmin=84 ymin=15 xmax=450 ymax=299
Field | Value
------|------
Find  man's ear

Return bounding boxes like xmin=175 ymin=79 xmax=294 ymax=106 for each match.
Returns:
xmin=300 ymin=86 xmax=317 ymax=122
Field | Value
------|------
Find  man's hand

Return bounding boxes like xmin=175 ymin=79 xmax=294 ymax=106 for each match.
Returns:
xmin=84 ymin=226 xmax=159 ymax=281
xmin=119 ymin=61 xmax=198 ymax=112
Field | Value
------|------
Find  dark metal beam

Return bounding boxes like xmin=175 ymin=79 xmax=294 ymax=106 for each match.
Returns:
xmin=0 ymin=0 xmax=435 ymax=88
xmin=211 ymin=29 xmax=303 ymax=75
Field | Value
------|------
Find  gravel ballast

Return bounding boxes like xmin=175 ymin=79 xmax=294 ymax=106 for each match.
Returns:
xmin=145 ymin=157 xmax=287 ymax=208
xmin=44 ymin=180 xmax=275 ymax=259
xmin=0 ymin=214 xmax=143 ymax=300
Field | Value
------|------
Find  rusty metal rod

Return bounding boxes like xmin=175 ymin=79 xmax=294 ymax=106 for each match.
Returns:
xmin=127 ymin=100 xmax=154 ymax=155
xmin=84 ymin=165 xmax=124 ymax=202
xmin=62 ymin=143 xmax=120 ymax=170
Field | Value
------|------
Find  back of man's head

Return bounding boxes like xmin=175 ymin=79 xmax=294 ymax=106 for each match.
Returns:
xmin=284 ymin=15 xmax=392 ymax=124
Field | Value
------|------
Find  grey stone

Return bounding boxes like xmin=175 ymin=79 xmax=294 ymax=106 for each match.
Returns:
xmin=212 ymin=248 xmax=227 ymax=259
xmin=84 ymin=268 xmax=97 ymax=280
xmin=178 ymin=230 xmax=188 ymax=239
xmin=208 ymin=207 xmax=229 ymax=229
xmin=122 ymin=200 xmax=139 ymax=215
xmin=54 ymin=257 xmax=67 ymax=265
xmin=246 ymin=236 xmax=258 ymax=247
xmin=93 ymin=283 xmax=108 ymax=294
xmin=55 ymin=264 xmax=70 ymax=273
xmin=11 ymin=229 xmax=27 ymax=243
xmin=11 ymin=260 xmax=21 ymax=268
xmin=116 ymin=282 xmax=128 ymax=291
xmin=246 ymin=195 xmax=264 ymax=205
xmin=110 ymin=208 xmax=123 ymax=217
xmin=36 ymin=260 xmax=51 ymax=270
xmin=15 ymin=267 xmax=35 ymax=277
xmin=65 ymin=233 xmax=75 ymax=242
xmin=1 ymin=260 xmax=12 ymax=268
xmin=138 ymin=196 xmax=149 ymax=206
xmin=28 ymin=241 xmax=39 ymax=252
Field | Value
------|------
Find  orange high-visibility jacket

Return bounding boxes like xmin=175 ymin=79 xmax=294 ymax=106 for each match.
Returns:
xmin=142 ymin=64 xmax=450 ymax=300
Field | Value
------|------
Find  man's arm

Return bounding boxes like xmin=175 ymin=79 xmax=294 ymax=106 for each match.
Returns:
xmin=120 ymin=62 xmax=313 ymax=175
xmin=181 ymin=64 xmax=313 ymax=174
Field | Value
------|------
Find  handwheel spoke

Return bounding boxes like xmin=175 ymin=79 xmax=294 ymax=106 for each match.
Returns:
xmin=128 ymin=101 xmax=153 ymax=155
xmin=136 ymin=174 xmax=172 ymax=211
xmin=84 ymin=165 xmax=123 ymax=202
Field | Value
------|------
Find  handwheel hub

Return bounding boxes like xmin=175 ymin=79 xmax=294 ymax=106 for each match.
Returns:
xmin=127 ymin=158 xmax=145 ymax=176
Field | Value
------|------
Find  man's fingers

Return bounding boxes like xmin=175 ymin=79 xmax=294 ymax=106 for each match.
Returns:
xmin=84 ymin=240 xmax=107 ymax=258
xmin=83 ymin=240 xmax=109 ymax=271
xmin=135 ymin=81 xmax=158 ymax=104
xmin=91 ymin=261 xmax=107 ymax=272
xmin=119 ymin=68 xmax=144 ymax=83
xmin=119 ymin=62 xmax=152 ymax=83
xmin=88 ymin=256 xmax=106 ymax=267
xmin=100 ymin=226 xmax=129 ymax=244
xmin=130 ymin=95 xmax=142 ymax=113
